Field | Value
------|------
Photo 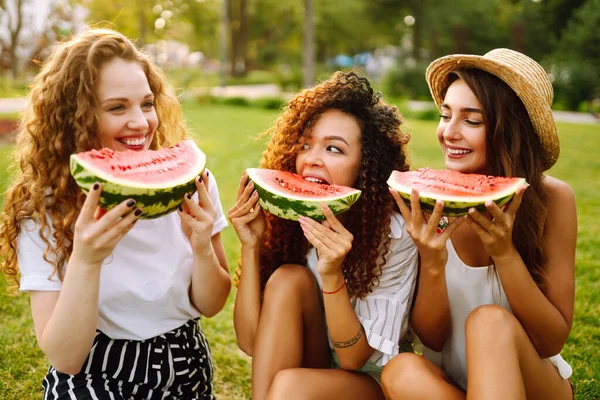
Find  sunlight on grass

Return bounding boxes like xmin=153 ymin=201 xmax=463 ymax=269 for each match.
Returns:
xmin=1 ymin=103 xmax=599 ymax=399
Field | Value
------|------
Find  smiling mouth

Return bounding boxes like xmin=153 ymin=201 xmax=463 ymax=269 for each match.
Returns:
xmin=304 ymin=176 xmax=329 ymax=185
xmin=119 ymin=136 xmax=147 ymax=147
xmin=447 ymin=148 xmax=472 ymax=155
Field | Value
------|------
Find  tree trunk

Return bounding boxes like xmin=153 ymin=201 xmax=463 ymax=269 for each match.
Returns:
xmin=303 ymin=0 xmax=314 ymax=88
xmin=220 ymin=0 xmax=229 ymax=86
xmin=138 ymin=0 xmax=146 ymax=44
xmin=229 ymin=0 xmax=247 ymax=77
xmin=8 ymin=0 xmax=24 ymax=79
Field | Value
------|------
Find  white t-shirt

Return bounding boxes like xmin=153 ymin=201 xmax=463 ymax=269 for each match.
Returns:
xmin=431 ymin=239 xmax=573 ymax=390
xmin=306 ymin=212 xmax=418 ymax=367
xmin=18 ymin=169 xmax=228 ymax=340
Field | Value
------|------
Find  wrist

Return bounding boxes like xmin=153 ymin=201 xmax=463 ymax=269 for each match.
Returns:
xmin=491 ymin=245 xmax=520 ymax=265
xmin=320 ymin=271 xmax=345 ymax=293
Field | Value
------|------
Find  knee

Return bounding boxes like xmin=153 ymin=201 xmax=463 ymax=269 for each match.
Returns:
xmin=266 ymin=369 xmax=306 ymax=400
xmin=465 ymin=305 xmax=519 ymax=343
xmin=264 ymin=264 xmax=317 ymax=299
xmin=381 ymin=353 xmax=427 ymax=398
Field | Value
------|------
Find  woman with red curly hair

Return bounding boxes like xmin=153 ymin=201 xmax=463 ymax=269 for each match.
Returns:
xmin=0 ymin=29 xmax=230 ymax=399
xmin=229 ymin=71 xmax=418 ymax=399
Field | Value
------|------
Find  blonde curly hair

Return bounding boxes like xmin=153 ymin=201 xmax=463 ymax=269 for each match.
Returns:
xmin=238 ymin=71 xmax=410 ymax=299
xmin=0 ymin=28 xmax=187 ymax=284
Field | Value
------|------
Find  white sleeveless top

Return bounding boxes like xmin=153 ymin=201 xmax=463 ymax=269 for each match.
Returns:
xmin=437 ymin=239 xmax=572 ymax=390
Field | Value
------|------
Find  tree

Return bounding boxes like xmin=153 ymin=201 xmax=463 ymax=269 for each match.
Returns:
xmin=303 ymin=0 xmax=314 ymax=87
xmin=0 ymin=0 xmax=25 ymax=78
xmin=229 ymin=0 xmax=248 ymax=76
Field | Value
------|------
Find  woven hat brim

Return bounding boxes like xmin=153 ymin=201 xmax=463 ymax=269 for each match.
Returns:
xmin=426 ymin=54 xmax=559 ymax=170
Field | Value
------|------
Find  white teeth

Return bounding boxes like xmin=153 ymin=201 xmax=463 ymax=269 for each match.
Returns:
xmin=448 ymin=148 xmax=471 ymax=155
xmin=120 ymin=137 xmax=146 ymax=146
xmin=304 ymin=177 xmax=327 ymax=184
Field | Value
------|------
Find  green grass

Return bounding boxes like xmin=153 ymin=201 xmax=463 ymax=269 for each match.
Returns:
xmin=1 ymin=102 xmax=599 ymax=399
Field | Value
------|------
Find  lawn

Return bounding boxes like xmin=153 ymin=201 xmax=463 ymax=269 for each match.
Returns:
xmin=1 ymin=102 xmax=599 ymax=399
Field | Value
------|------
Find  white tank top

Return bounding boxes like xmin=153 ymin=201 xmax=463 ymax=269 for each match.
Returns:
xmin=439 ymin=239 xmax=572 ymax=390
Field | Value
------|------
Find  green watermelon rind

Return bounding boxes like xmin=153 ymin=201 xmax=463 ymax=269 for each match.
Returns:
xmin=70 ymin=141 xmax=206 ymax=220
xmin=247 ymin=168 xmax=361 ymax=221
xmin=387 ymin=171 xmax=526 ymax=217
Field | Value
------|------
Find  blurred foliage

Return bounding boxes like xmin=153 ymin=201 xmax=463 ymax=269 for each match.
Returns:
xmin=1 ymin=0 xmax=600 ymax=110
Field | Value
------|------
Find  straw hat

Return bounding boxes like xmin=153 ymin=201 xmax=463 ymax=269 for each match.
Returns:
xmin=426 ymin=48 xmax=559 ymax=170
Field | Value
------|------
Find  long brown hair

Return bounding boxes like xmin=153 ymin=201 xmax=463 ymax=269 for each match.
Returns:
xmin=0 ymin=29 xmax=186 ymax=283
xmin=251 ymin=71 xmax=410 ymax=299
xmin=444 ymin=69 xmax=548 ymax=290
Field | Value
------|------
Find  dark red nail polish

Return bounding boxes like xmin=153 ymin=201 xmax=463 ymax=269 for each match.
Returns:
xmin=134 ymin=209 xmax=142 ymax=216
xmin=186 ymin=193 xmax=192 ymax=200
xmin=127 ymin=199 xmax=135 ymax=207
xmin=179 ymin=206 xmax=183 ymax=212
xmin=198 ymin=175 xmax=203 ymax=183
xmin=93 ymin=183 xmax=99 ymax=190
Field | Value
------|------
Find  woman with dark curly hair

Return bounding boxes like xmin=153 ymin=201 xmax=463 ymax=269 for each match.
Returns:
xmin=228 ymin=71 xmax=419 ymax=399
xmin=0 ymin=29 xmax=230 ymax=399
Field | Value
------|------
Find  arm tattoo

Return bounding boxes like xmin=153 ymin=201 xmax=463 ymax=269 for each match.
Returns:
xmin=332 ymin=326 xmax=364 ymax=348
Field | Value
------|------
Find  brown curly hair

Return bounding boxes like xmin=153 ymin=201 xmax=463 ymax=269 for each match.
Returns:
xmin=0 ymin=28 xmax=187 ymax=284
xmin=248 ymin=71 xmax=410 ymax=299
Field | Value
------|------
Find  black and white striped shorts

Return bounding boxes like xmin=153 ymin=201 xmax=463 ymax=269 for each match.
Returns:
xmin=42 ymin=319 xmax=214 ymax=399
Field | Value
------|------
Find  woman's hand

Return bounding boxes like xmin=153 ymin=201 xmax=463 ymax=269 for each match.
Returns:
xmin=299 ymin=203 xmax=353 ymax=277
xmin=228 ymin=171 xmax=266 ymax=249
xmin=466 ymin=185 xmax=527 ymax=259
xmin=390 ymin=188 xmax=465 ymax=268
xmin=71 ymin=183 xmax=142 ymax=266
xmin=179 ymin=171 xmax=216 ymax=254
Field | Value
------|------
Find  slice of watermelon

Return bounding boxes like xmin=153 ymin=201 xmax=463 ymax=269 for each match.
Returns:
xmin=247 ymin=168 xmax=361 ymax=221
xmin=70 ymin=140 xmax=206 ymax=219
xmin=387 ymin=168 xmax=527 ymax=216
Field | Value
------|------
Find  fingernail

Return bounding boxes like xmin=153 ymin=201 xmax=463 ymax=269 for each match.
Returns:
xmin=186 ymin=193 xmax=192 ymax=200
xmin=198 ymin=175 xmax=203 ymax=183
xmin=206 ymin=170 xmax=209 ymax=177
xmin=93 ymin=183 xmax=99 ymax=190
xmin=127 ymin=199 xmax=136 ymax=207
xmin=134 ymin=209 xmax=142 ymax=216
xmin=178 ymin=206 xmax=183 ymax=212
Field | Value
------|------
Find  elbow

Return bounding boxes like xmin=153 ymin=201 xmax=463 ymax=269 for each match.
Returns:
xmin=420 ymin=337 xmax=445 ymax=353
xmin=536 ymin=338 xmax=568 ymax=359
xmin=413 ymin=325 xmax=448 ymax=353
xmin=48 ymin=358 xmax=85 ymax=376
xmin=337 ymin=354 xmax=370 ymax=371
xmin=235 ymin=333 xmax=254 ymax=357
xmin=338 ymin=359 xmax=364 ymax=371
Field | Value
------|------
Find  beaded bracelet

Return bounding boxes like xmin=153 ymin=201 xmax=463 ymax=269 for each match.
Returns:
xmin=322 ymin=280 xmax=346 ymax=295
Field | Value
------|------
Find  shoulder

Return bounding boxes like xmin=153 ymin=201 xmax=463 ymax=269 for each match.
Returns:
xmin=542 ymin=175 xmax=576 ymax=210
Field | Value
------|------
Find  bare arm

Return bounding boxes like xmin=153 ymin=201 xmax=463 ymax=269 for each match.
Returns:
xmin=228 ymin=172 xmax=266 ymax=355
xmin=300 ymin=205 xmax=376 ymax=369
xmin=233 ymin=245 xmax=263 ymax=356
xmin=189 ymin=232 xmax=231 ymax=317
xmin=391 ymin=189 xmax=464 ymax=351
xmin=31 ymin=185 xmax=140 ymax=375
xmin=321 ymin=271 xmax=375 ymax=370
xmin=491 ymin=178 xmax=576 ymax=357
xmin=183 ymin=172 xmax=231 ymax=317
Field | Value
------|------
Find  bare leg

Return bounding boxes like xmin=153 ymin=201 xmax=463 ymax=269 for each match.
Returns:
xmin=252 ymin=264 xmax=331 ymax=400
xmin=381 ymin=352 xmax=465 ymax=399
xmin=465 ymin=305 xmax=573 ymax=400
xmin=266 ymin=368 xmax=384 ymax=400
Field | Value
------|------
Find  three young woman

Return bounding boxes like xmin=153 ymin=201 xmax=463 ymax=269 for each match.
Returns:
xmin=0 ymin=28 xmax=576 ymax=400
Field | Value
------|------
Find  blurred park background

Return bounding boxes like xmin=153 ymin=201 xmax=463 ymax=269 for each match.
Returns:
xmin=1 ymin=0 xmax=600 ymax=399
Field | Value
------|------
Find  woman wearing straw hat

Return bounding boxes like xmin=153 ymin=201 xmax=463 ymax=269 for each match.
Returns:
xmin=381 ymin=48 xmax=576 ymax=399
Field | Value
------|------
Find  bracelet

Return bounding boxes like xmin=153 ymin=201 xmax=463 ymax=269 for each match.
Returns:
xmin=322 ymin=280 xmax=346 ymax=295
